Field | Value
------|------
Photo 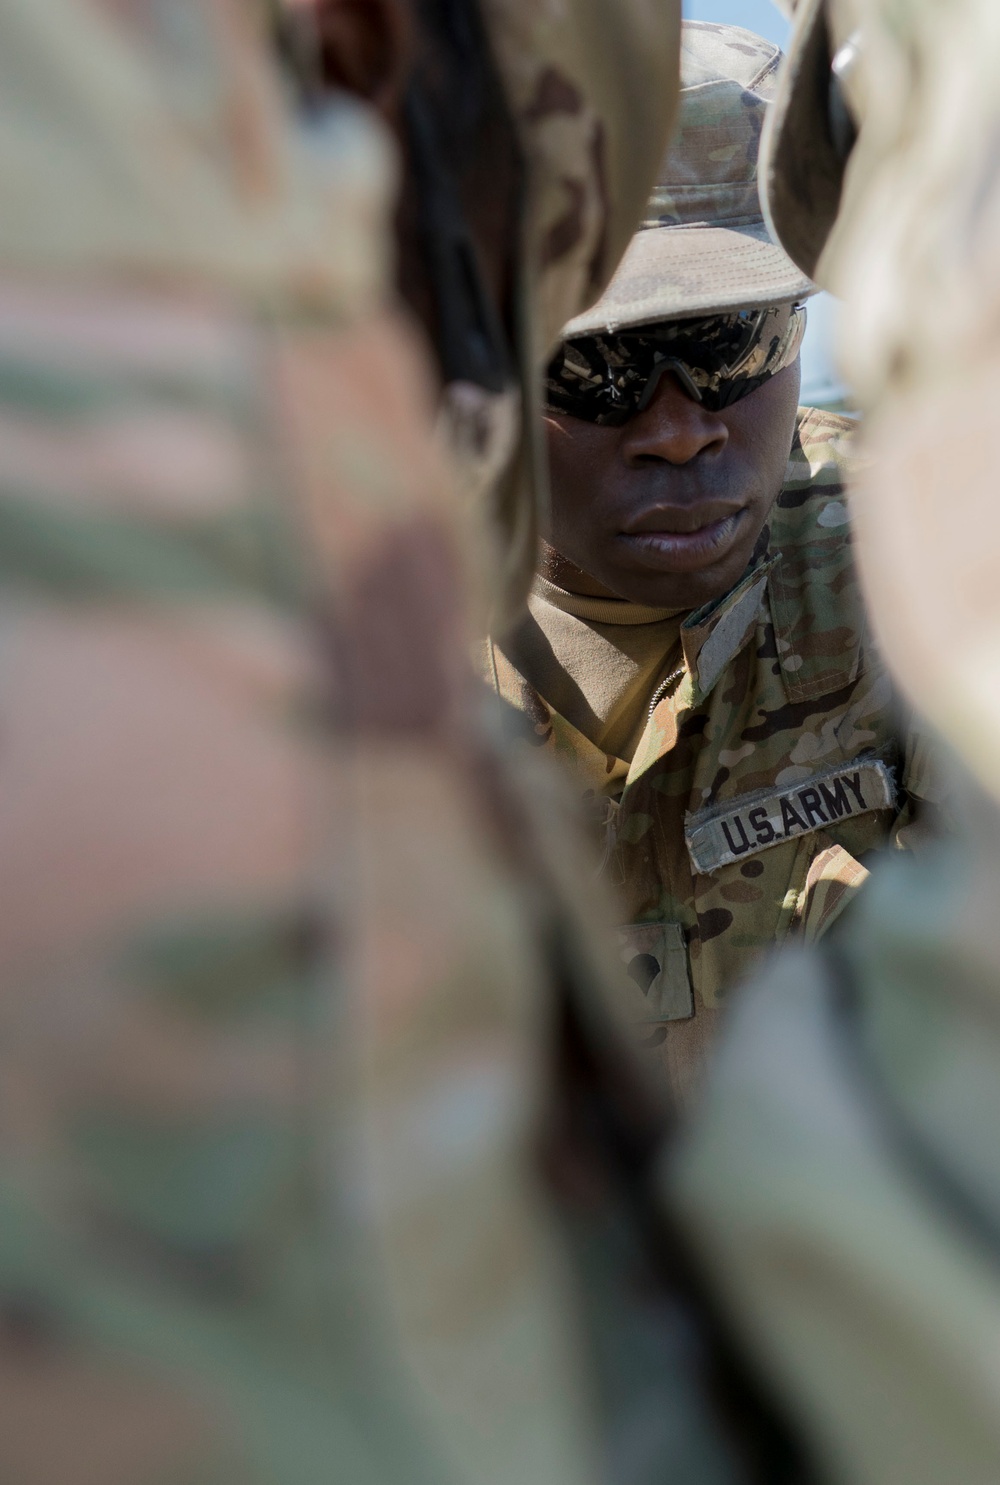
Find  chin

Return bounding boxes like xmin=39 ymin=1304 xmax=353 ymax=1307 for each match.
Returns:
xmin=614 ymin=563 xmax=742 ymax=612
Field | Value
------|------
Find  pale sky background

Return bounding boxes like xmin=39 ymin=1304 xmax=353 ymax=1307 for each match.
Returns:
xmin=685 ymin=0 xmax=790 ymax=44
xmin=684 ymin=0 xmax=843 ymax=404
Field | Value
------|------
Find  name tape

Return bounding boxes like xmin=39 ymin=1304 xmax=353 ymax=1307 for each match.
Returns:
xmin=685 ymin=758 xmax=896 ymax=875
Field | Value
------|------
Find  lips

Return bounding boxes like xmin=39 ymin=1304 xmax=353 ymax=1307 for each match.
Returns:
xmin=618 ymin=505 xmax=747 ymax=573
xmin=623 ymin=500 xmax=743 ymax=536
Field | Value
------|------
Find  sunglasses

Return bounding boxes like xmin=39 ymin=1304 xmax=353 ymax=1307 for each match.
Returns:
xmin=544 ymin=302 xmax=807 ymax=425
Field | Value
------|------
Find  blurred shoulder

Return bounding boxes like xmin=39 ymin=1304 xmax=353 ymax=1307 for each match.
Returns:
xmin=772 ymin=406 xmax=859 ymax=550
xmin=767 ymin=407 xmax=865 ymax=653
xmin=787 ymin=405 xmax=858 ymax=491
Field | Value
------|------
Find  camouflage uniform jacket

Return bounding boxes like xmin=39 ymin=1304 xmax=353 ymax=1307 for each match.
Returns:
xmin=0 ymin=2 xmax=688 ymax=1482
xmin=493 ymin=408 xmax=931 ymax=1093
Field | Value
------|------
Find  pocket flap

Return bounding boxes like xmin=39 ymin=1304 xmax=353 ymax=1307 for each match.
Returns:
xmin=616 ymin=922 xmax=693 ymax=1022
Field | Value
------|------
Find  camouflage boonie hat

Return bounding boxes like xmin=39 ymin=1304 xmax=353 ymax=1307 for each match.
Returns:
xmin=564 ymin=20 xmax=815 ymax=337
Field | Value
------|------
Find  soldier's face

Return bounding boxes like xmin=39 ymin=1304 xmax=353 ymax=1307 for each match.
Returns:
xmin=542 ymin=360 xmax=801 ymax=611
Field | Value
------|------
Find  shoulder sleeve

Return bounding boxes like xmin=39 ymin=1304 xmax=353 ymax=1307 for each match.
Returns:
xmin=788 ymin=406 xmax=857 ymax=488
xmin=767 ymin=409 xmax=865 ymax=702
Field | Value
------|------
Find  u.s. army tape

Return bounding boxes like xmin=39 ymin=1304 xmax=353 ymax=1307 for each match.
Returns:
xmin=685 ymin=757 xmax=896 ymax=875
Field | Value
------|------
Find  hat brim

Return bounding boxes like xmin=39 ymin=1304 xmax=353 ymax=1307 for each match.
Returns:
xmin=761 ymin=0 xmax=845 ymax=283
xmin=562 ymin=221 xmax=815 ymax=337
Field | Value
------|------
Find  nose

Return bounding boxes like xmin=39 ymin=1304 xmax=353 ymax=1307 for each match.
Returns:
xmin=620 ymin=368 xmax=728 ymax=466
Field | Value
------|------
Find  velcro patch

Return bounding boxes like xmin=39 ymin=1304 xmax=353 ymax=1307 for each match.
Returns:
xmin=685 ymin=758 xmax=896 ymax=875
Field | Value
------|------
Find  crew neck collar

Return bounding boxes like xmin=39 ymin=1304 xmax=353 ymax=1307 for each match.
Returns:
xmin=533 ymin=575 xmax=687 ymax=626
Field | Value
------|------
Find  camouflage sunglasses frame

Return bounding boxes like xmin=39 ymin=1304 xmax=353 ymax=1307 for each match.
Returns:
xmin=544 ymin=302 xmax=807 ymax=425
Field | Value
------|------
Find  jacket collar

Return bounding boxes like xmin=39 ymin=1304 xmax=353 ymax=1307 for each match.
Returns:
xmin=625 ymin=548 xmax=780 ymax=790
xmin=499 ymin=542 xmax=781 ymax=799
xmin=680 ymin=551 xmax=780 ymax=707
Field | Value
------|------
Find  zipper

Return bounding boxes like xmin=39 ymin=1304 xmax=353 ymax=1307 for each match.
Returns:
xmin=647 ymin=658 xmax=685 ymax=721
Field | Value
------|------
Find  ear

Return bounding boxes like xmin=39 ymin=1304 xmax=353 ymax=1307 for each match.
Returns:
xmin=311 ymin=0 xmax=413 ymax=123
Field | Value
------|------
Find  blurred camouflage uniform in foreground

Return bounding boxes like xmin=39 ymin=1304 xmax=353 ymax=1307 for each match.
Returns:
xmin=0 ymin=1 xmax=689 ymax=1481
xmin=668 ymin=3 xmax=1000 ymax=1481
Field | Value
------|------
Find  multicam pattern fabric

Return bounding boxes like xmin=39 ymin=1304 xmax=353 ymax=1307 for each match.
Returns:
xmin=476 ymin=0 xmax=683 ymax=627
xmin=671 ymin=776 xmax=1000 ymax=1485
xmin=811 ymin=0 xmax=1000 ymax=811
xmin=670 ymin=8 xmax=1000 ymax=1485
xmin=493 ymin=409 xmax=930 ymax=1099
xmin=0 ymin=281 xmax=503 ymax=1485
xmin=0 ymin=0 xmax=395 ymax=309
xmin=481 ymin=0 xmax=682 ymax=357
xmin=642 ymin=23 xmax=779 ymax=234
xmin=544 ymin=302 xmax=807 ymax=422
xmin=563 ymin=21 xmax=812 ymax=337
xmin=0 ymin=1 xmax=685 ymax=1482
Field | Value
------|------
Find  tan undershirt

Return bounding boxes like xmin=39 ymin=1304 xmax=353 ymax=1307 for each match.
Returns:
xmin=516 ymin=576 xmax=686 ymax=764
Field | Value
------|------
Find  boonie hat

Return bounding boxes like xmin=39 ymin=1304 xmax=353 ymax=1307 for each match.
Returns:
xmin=563 ymin=20 xmax=814 ymax=337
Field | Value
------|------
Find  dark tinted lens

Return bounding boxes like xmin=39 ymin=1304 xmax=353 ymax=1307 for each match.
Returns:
xmin=543 ymin=339 xmax=750 ymax=423
xmin=542 ymin=375 xmax=636 ymax=425
xmin=544 ymin=304 xmax=804 ymax=425
xmin=543 ymin=339 xmax=642 ymax=424
xmin=704 ymin=371 xmax=775 ymax=411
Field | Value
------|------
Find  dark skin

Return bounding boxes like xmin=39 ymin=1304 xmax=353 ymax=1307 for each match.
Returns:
xmin=542 ymin=358 xmax=802 ymax=611
xmin=277 ymin=0 xmax=521 ymax=385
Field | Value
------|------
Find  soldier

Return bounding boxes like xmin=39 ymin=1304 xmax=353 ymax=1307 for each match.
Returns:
xmin=668 ymin=3 xmax=1000 ymax=1482
xmin=488 ymin=20 xmax=937 ymax=1103
xmin=0 ymin=2 xmax=690 ymax=1483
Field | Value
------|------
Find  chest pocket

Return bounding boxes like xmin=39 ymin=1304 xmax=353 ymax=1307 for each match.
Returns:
xmin=616 ymin=922 xmax=694 ymax=1022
